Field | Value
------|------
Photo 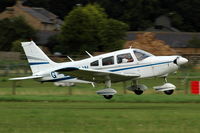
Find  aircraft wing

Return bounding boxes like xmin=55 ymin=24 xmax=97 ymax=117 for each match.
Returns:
xmin=9 ymin=75 xmax=42 ymax=80
xmin=56 ymin=67 xmax=140 ymax=83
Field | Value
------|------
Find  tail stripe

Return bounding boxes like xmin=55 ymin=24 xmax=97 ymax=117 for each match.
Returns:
xmin=29 ymin=62 xmax=50 ymax=66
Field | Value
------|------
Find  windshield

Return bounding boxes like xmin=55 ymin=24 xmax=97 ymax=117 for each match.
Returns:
xmin=133 ymin=50 xmax=153 ymax=61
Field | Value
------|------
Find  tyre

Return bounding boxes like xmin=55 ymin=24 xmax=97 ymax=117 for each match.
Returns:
xmin=164 ymin=90 xmax=174 ymax=95
xmin=103 ymin=95 xmax=113 ymax=99
xmin=134 ymin=90 xmax=143 ymax=95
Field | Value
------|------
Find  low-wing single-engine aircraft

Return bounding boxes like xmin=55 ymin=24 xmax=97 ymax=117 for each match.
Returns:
xmin=10 ymin=41 xmax=188 ymax=99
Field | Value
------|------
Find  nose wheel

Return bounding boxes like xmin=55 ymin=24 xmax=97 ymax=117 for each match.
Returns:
xmin=154 ymin=77 xmax=175 ymax=95
xmin=164 ymin=77 xmax=175 ymax=95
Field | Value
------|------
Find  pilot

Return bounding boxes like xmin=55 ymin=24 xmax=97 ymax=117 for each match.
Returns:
xmin=122 ymin=58 xmax=128 ymax=63
xmin=122 ymin=55 xmax=133 ymax=63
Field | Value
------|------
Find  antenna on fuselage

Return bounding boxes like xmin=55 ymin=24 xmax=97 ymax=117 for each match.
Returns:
xmin=85 ymin=51 xmax=93 ymax=57
xmin=129 ymin=46 xmax=132 ymax=49
xmin=67 ymin=56 xmax=74 ymax=62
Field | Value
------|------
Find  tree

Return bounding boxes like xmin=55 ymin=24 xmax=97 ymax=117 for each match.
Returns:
xmin=58 ymin=4 xmax=128 ymax=54
xmin=23 ymin=0 xmax=200 ymax=32
xmin=99 ymin=19 xmax=128 ymax=51
xmin=0 ymin=17 xmax=36 ymax=51
xmin=0 ymin=0 xmax=16 ymax=13
xmin=23 ymin=0 xmax=89 ymax=19
xmin=11 ymin=39 xmax=26 ymax=52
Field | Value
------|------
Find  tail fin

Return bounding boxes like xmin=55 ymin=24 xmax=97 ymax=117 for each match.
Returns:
xmin=22 ymin=41 xmax=56 ymax=74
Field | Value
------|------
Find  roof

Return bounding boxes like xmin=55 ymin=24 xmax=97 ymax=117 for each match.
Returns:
xmin=33 ymin=8 xmax=57 ymax=19
xmin=21 ymin=7 xmax=52 ymax=24
xmin=21 ymin=7 xmax=63 ymax=24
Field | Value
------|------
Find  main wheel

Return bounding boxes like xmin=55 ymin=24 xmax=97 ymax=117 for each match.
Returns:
xmin=103 ymin=95 xmax=113 ymax=99
xmin=134 ymin=89 xmax=143 ymax=95
xmin=164 ymin=90 xmax=174 ymax=95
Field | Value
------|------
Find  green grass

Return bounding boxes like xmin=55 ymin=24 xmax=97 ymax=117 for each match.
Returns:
xmin=0 ymin=67 xmax=200 ymax=132
xmin=0 ymin=102 xmax=200 ymax=133
xmin=1 ymin=94 xmax=200 ymax=103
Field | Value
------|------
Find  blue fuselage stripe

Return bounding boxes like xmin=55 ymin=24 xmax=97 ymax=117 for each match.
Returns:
xmin=110 ymin=61 xmax=172 ymax=72
xmin=29 ymin=62 xmax=49 ymax=65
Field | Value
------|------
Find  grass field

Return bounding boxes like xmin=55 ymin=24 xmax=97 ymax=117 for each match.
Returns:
xmin=0 ymin=67 xmax=199 ymax=133
xmin=0 ymin=102 xmax=200 ymax=133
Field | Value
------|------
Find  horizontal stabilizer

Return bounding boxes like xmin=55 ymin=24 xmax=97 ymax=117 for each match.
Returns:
xmin=9 ymin=75 xmax=42 ymax=80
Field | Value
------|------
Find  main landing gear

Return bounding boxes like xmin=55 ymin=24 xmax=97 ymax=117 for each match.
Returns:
xmin=96 ymin=80 xmax=117 ymax=99
xmin=127 ymin=80 xmax=148 ymax=95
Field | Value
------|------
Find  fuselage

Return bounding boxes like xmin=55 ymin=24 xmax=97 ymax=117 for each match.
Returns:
xmin=40 ymin=48 xmax=187 ymax=82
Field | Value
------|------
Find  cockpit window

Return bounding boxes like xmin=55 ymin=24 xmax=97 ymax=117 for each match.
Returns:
xmin=117 ymin=53 xmax=133 ymax=64
xmin=102 ymin=56 xmax=114 ymax=66
xmin=90 ymin=60 xmax=99 ymax=66
xmin=134 ymin=50 xmax=151 ymax=61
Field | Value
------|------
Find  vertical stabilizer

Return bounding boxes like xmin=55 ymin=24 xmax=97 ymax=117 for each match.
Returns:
xmin=21 ymin=41 xmax=56 ymax=74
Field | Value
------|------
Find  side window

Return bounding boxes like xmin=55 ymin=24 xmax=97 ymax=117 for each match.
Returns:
xmin=134 ymin=51 xmax=150 ymax=61
xmin=90 ymin=60 xmax=99 ymax=66
xmin=102 ymin=56 xmax=114 ymax=66
xmin=117 ymin=53 xmax=133 ymax=64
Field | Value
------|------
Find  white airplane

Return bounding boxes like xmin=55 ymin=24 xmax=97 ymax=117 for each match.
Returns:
xmin=10 ymin=41 xmax=188 ymax=99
